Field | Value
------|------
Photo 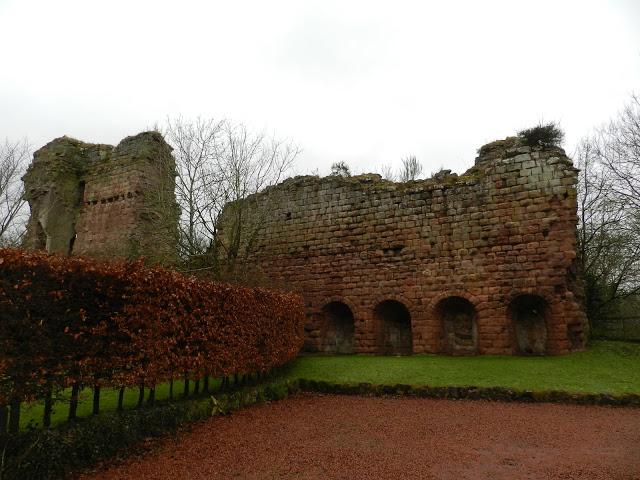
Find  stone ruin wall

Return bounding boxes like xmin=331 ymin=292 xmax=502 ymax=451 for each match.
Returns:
xmin=22 ymin=132 xmax=179 ymax=264
xmin=228 ymin=137 xmax=588 ymax=355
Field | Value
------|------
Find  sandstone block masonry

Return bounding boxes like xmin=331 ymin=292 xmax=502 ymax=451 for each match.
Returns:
xmin=225 ymin=137 xmax=588 ymax=355
xmin=22 ymin=132 xmax=179 ymax=264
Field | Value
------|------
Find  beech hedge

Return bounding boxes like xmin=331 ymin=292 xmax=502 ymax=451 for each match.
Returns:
xmin=0 ymin=248 xmax=305 ymax=407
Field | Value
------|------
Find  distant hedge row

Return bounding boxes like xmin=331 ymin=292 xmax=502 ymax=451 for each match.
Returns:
xmin=0 ymin=248 xmax=304 ymax=418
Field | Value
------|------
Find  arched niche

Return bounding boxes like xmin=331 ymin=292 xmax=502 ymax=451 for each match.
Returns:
xmin=436 ymin=296 xmax=477 ymax=354
xmin=374 ymin=300 xmax=412 ymax=355
xmin=510 ymin=294 xmax=549 ymax=355
xmin=321 ymin=301 xmax=355 ymax=354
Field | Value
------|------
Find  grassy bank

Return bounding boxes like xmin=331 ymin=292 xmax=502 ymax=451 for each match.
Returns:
xmin=19 ymin=341 xmax=639 ymax=431
xmin=283 ymin=341 xmax=640 ymax=395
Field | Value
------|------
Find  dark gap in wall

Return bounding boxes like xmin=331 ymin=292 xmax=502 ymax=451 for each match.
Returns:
xmin=375 ymin=300 xmax=412 ymax=355
xmin=34 ymin=221 xmax=46 ymax=250
xmin=383 ymin=245 xmax=405 ymax=254
xmin=510 ymin=294 xmax=548 ymax=355
xmin=438 ymin=296 xmax=478 ymax=354
xmin=77 ymin=181 xmax=86 ymax=205
xmin=68 ymin=234 xmax=76 ymax=255
xmin=321 ymin=302 xmax=355 ymax=354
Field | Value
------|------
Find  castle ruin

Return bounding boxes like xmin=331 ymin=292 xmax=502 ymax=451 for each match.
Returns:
xmin=221 ymin=137 xmax=588 ymax=355
xmin=22 ymin=132 xmax=178 ymax=264
xmin=22 ymin=131 xmax=589 ymax=356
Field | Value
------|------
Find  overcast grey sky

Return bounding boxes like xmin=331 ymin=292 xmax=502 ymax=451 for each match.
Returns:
xmin=1 ymin=0 xmax=639 ymax=176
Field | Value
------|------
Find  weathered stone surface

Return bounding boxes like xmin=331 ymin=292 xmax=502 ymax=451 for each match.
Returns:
xmin=438 ymin=296 xmax=477 ymax=355
xmin=222 ymin=136 xmax=588 ymax=355
xmin=22 ymin=132 xmax=179 ymax=264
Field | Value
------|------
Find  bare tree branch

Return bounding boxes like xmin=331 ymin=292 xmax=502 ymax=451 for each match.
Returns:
xmin=575 ymin=96 xmax=640 ymax=321
xmin=399 ymin=155 xmax=423 ymax=182
xmin=162 ymin=117 xmax=299 ymax=278
xmin=0 ymin=138 xmax=30 ymax=246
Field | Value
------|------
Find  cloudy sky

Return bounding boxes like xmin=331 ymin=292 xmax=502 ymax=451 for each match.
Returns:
xmin=1 ymin=0 xmax=639 ymax=177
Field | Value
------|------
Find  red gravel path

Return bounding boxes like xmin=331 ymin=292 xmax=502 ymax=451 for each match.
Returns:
xmin=83 ymin=394 xmax=640 ymax=480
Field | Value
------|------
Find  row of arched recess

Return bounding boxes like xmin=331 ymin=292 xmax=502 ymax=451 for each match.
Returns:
xmin=320 ymin=295 xmax=549 ymax=355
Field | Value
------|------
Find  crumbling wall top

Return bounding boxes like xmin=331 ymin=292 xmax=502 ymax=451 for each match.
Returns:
xmin=257 ymin=137 xmax=576 ymax=201
xmin=475 ymin=136 xmax=569 ymax=165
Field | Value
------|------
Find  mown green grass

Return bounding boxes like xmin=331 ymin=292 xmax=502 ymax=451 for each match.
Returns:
xmin=283 ymin=340 xmax=640 ymax=395
xmin=20 ymin=379 xmax=220 ymax=431
xmin=20 ymin=341 xmax=639 ymax=431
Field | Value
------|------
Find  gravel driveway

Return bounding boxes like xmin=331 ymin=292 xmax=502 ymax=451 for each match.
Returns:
xmin=83 ymin=393 xmax=640 ymax=480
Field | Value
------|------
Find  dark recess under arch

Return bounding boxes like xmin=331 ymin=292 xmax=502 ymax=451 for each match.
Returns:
xmin=375 ymin=300 xmax=412 ymax=355
xmin=321 ymin=301 xmax=355 ymax=354
xmin=510 ymin=294 xmax=549 ymax=355
xmin=437 ymin=296 xmax=477 ymax=354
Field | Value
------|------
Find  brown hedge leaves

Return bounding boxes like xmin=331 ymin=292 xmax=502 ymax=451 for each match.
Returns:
xmin=0 ymin=249 xmax=305 ymax=402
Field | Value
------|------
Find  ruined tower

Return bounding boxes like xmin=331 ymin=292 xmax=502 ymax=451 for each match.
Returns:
xmin=219 ymin=137 xmax=588 ymax=355
xmin=22 ymin=131 xmax=179 ymax=264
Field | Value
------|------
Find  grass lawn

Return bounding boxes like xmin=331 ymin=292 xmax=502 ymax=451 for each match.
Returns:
xmin=283 ymin=340 xmax=640 ymax=395
xmin=20 ymin=378 xmax=219 ymax=431
xmin=19 ymin=340 xmax=639 ymax=431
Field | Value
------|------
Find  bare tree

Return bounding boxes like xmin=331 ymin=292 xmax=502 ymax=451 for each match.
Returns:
xmin=399 ymin=155 xmax=423 ymax=182
xmin=376 ymin=157 xmax=424 ymax=182
xmin=0 ymin=138 xmax=30 ymax=247
xmin=162 ymin=117 xmax=224 ymax=260
xmin=593 ymin=94 xmax=640 ymax=210
xmin=212 ymin=121 xmax=299 ymax=278
xmin=575 ymin=96 xmax=640 ymax=321
xmin=379 ymin=163 xmax=396 ymax=181
xmin=162 ymin=117 xmax=299 ymax=276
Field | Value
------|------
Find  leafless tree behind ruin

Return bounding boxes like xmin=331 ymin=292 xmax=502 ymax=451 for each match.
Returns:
xmin=594 ymin=94 xmax=640 ymax=210
xmin=575 ymin=95 xmax=640 ymax=319
xmin=399 ymin=155 xmax=423 ymax=182
xmin=0 ymin=138 xmax=29 ymax=247
xmin=377 ymin=157 xmax=423 ymax=182
xmin=163 ymin=117 xmax=299 ymax=275
xmin=379 ymin=163 xmax=396 ymax=181
xmin=163 ymin=117 xmax=224 ymax=259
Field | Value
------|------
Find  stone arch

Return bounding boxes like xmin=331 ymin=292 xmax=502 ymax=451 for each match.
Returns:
xmin=509 ymin=294 xmax=549 ymax=355
xmin=374 ymin=300 xmax=412 ymax=355
xmin=435 ymin=296 xmax=478 ymax=354
xmin=426 ymin=290 xmax=482 ymax=353
xmin=320 ymin=301 xmax=355 ymax=354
